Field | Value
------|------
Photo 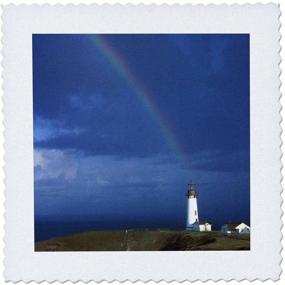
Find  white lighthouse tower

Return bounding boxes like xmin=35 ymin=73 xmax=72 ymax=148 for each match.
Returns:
xmin=186 ymin=181 xmax=199 ymax=230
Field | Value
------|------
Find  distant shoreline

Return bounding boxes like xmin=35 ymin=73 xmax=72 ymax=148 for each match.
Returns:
xmin=35 ymin=219 xmax=249 ymax=242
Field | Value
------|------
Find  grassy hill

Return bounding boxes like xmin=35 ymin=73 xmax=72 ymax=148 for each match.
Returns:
xmin=35 ymin=230 xmax=250 ymax=251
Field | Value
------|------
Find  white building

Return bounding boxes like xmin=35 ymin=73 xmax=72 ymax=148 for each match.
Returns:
xmin=192 ymin=221 xmax=212 ymax=232
xmin=186 ymin=181 xmax=211 ymax=232
xmin=221 ymin=222 xmax=250 ymax=235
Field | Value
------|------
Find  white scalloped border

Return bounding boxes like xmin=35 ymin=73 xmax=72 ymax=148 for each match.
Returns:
xmin=1 ymin=3 xmax=283 ymax=282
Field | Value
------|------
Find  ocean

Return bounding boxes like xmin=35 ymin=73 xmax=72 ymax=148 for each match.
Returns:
xmin=34 ymin=219 xmax=185 ymax=242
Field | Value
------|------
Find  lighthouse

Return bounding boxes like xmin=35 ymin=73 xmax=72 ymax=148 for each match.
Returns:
xmin=186 ymin=181 xmax=199 ymax=229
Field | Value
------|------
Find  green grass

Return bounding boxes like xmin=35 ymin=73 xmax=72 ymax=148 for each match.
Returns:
xmin=35 ymin=230 xmax=250 ymax=251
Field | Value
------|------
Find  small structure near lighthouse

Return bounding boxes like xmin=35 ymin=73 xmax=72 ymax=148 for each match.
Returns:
xmin=191 ymin=221 xmax=212 ymax=232
xmin=186 ymin=181 xmax=212 ymax=231
xmin=221 ymin=222 xmax=250 ymax=235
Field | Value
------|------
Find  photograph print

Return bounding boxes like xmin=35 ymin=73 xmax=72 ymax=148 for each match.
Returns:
xmin=33 ymin=34 xmax=250 ymax=251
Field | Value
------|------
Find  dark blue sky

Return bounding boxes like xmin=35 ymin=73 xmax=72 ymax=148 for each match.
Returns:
xmin=33 ymin=34 xmax=249 ymax=230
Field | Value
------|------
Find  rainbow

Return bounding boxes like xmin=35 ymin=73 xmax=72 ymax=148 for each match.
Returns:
xmin=87 ymin=35 xmax=186 ymax=162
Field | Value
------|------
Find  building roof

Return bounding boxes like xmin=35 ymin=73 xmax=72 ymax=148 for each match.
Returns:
xmin=225 ymin=223 xmax=239 ymax=230
xmin=194 ymin=221 xmax=211 ymax=225
xmin=223 ymin=223 xmax=246 ymax=230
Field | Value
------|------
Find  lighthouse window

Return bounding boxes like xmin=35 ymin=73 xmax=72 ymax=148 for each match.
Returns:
xmin=195 ymin=210 xmax=197 ymax=215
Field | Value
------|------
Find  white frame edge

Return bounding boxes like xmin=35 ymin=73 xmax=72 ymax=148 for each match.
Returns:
xmin=2 ymin=4 xmax=282 ymax=281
